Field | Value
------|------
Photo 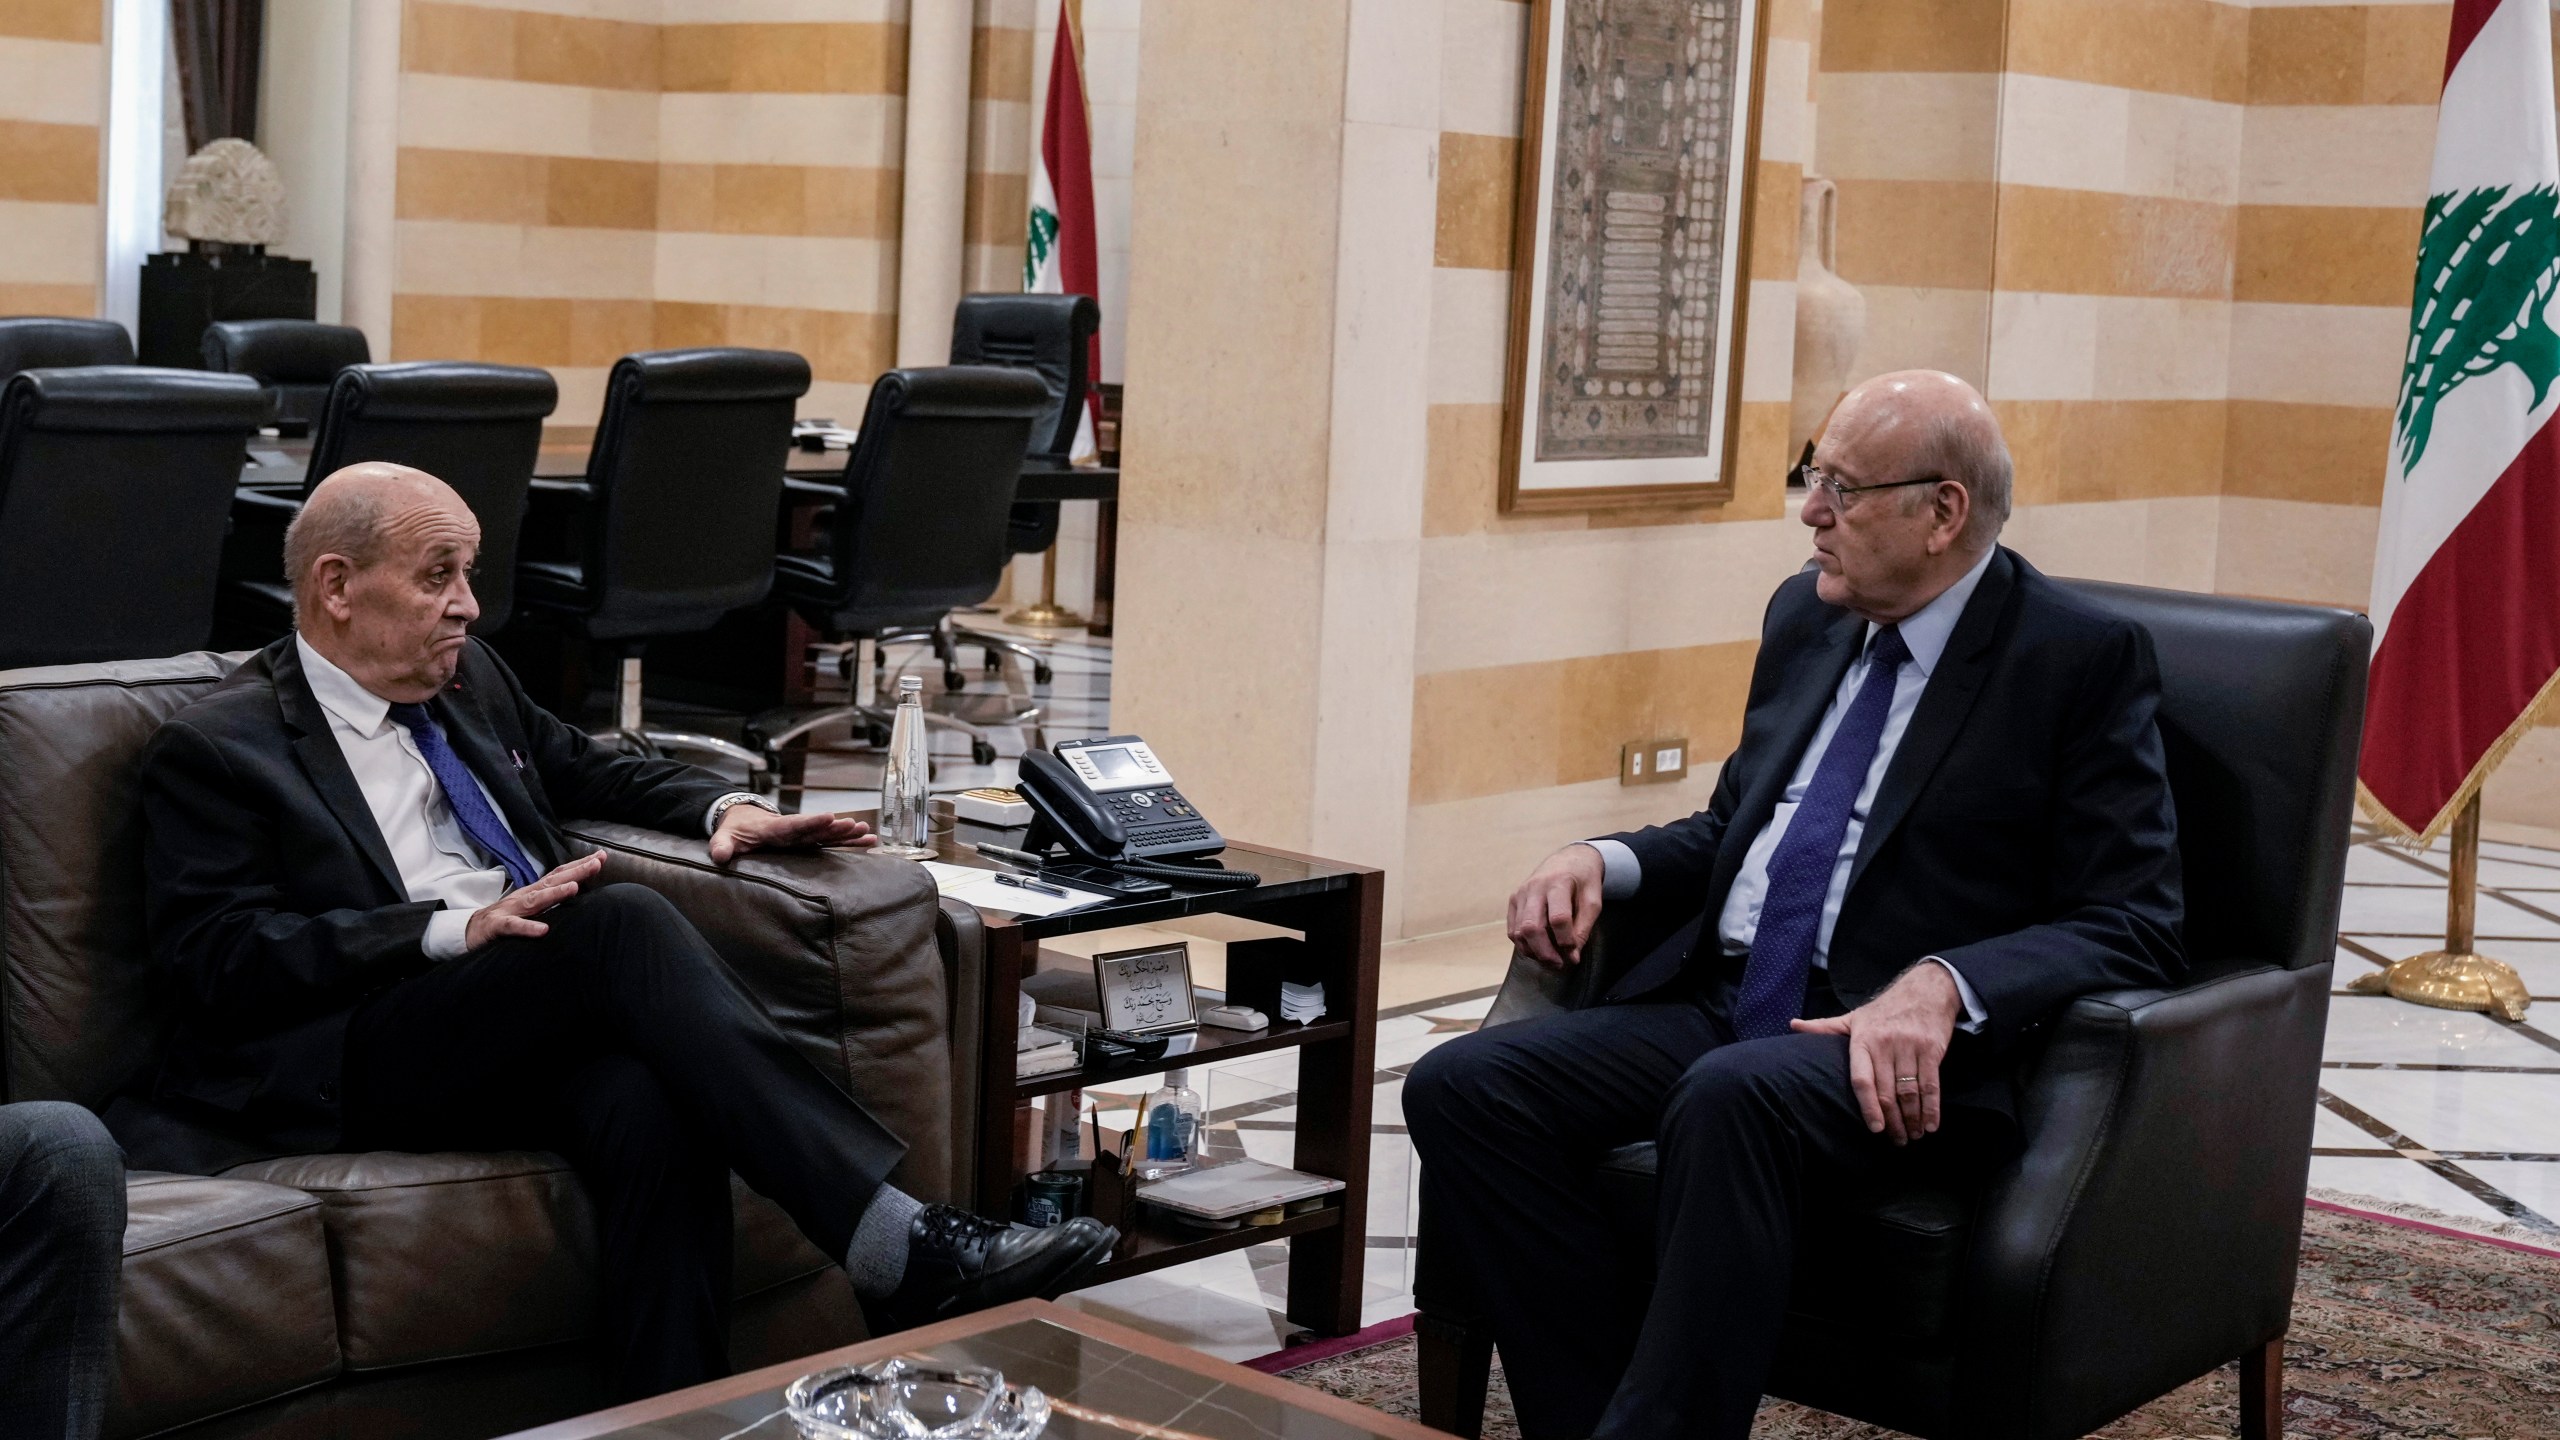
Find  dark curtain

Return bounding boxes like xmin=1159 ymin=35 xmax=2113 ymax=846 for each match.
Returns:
xmin=170 ymin=0 xmax=265 ymax=153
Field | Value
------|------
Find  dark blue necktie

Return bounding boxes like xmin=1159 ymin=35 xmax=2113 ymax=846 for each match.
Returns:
xmin=385 ymin=701 xmax=541 ymax=890
xmin=1730 ymin=625 xmax=1912 ymax=1040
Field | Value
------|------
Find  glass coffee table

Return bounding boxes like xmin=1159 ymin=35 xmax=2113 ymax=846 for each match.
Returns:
xmin=502 ymin=1300 xmax=1436 ymax=1440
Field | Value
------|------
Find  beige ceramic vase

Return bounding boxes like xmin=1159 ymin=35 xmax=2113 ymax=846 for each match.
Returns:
xmin=1790 ymin=175 xmax=1865 ymax=460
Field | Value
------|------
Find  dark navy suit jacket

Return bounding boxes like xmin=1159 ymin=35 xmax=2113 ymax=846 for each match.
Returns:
xmin=1598 ymin=547 xmax=2187 ymax=1120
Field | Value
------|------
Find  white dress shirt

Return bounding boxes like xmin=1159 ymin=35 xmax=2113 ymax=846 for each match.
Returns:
xmin=297 ymin=637 xmax=519 ymax=961
xmin=297 ymin=637 xmax=764 ymax=961
xmin=1587 ymin=548 xmax=1996 ymax=1029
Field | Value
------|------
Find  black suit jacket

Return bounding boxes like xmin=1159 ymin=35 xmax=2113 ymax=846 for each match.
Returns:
xmin=139 ymin=635 xmax=737 ymax=1150
xmin=1600 ymin=548 xmax=2185 ymax=1117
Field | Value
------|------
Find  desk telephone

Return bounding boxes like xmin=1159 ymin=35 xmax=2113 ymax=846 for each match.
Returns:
xmin=1016 ymin=737 xmax=1258 ymax=888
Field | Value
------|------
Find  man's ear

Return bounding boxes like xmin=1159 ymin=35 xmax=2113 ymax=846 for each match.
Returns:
xmin=312 ymin=555 xmax=356 ymax=622
xmin=1928 ymin=482 xmax=1973 ymax=555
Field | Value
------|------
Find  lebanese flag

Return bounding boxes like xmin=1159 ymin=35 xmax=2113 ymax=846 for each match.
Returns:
xmin=2359 ymin=0 xmax=2560 ymax=842
xmin=1026 ymin=5 xmax=1100 ymax=460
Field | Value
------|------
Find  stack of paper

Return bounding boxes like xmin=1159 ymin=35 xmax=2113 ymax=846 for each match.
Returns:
xmin=1279 ymin=981 xmax=1326 ymax=1024
xmin=1017 ymin=1025 xmax=1080 ymax=1079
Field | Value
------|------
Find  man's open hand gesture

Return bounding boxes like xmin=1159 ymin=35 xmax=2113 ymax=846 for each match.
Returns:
xmin=464 ymin=852 xmax=606 ymax=951
xmin=708 ymin=805 xmax=877 ymax=864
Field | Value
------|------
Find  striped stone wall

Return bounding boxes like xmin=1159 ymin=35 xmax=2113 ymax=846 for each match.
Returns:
xmin=0 ymin=0 xmax=105 ymax=317
xmin=1389 ymin=0 xmax=2546 ymax=934
xmin=389 ymin=0 xmax=1029 ymax=427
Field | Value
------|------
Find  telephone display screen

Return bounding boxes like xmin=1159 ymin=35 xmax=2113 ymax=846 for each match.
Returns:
xmin=1087 ymin=746 xmax=1145 ymax=781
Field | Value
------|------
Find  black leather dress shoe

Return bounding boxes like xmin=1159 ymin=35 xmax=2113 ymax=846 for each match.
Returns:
xmin=865 ymin=1207 xmax=1118 ymax=1334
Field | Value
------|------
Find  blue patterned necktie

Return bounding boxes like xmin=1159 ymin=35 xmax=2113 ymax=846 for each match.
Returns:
xmin=1730 ymin=624 xmax=1913 ymax=1041
xmin=385 ymin=701 xmax=541 ymax=890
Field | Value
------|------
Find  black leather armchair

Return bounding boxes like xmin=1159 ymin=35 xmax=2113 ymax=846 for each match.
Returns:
xmin=757 ymin=365 xmax=1050 ymax=786
xmin=0 ymin=367 xmax=268 ymax=668
xmin=201 ymin=319 xmax=372 ymax=435
xmin=0 ymin=316 xmax=135 ymax=381
xmin=515 ymin=347 xmax=807 ymax=781
xmin=1414 ymin=580 xmax=2371 ymax=1440
xmin=221 ymin=360 xmax=558 ymax=644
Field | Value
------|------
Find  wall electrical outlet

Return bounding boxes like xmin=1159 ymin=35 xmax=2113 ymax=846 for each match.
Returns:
xmin=1621 ymin=737 xmax=1690 ymax=786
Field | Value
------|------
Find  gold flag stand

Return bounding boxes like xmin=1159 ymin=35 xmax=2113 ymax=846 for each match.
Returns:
xmin=1004 ymin=541 xmax=1087 ymax=630
xmin=2347 ymin=793 xmax=2532 ymax=1020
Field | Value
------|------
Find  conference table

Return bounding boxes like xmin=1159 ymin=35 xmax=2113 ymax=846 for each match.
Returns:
xmin=239 ymin=437 xmax=1120 ymax=506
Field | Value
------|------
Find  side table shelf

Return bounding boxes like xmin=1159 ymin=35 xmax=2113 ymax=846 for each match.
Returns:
xmin=922 ymin=818 xmax=1384 ymax=1337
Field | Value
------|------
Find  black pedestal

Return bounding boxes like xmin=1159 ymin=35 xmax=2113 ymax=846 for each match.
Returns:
xmin=138 ymin=250 xmax=317 ymax=368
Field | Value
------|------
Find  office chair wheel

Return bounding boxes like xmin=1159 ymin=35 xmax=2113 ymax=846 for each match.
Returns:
xmin=864 ymin=721 xmax=890 ymax=748
xmin=1033 ymin=662 xmax=1054 ymax=685
xmin=972 ymin=738 xmax=998 ymax=765
xmin=983 ymin=649 xmax=1002 ymax=674
xmin=944 ymin=666 xmax=967 ymax=693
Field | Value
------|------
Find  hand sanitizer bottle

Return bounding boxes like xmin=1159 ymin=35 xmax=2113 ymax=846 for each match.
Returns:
xmin=875 ymin=675 xmax=934 ymax=857
xmin=1138 ymin=1069 xmax=1204 ymax=1180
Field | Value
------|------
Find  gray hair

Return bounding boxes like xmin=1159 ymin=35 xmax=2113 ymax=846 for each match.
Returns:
xmin=283 ymin=484 xmax=392 ymax=608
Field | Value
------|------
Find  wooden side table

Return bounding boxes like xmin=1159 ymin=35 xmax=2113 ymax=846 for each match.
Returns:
xmin=929 ymin=820 xmax=1383 ymax=1337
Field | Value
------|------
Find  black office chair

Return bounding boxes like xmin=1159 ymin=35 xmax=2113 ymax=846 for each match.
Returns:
xmin=1414 ymin=581 xmax=2371 ymax=1440
xmin=202 ymin=320 xmax=372 ymax=436
xmin=222 ymin=361 xmax=559 ymax=643
xmin=946 ymin=292 xmax=1100 ymax=682
xmin=514 ymin=347 xmax=807 ymax=786
xmin=0 ymin=317 xmax=135 ymax=382
xmin=755 ymin=365 xmax=1050 ymax=788
xmin=0 ymin=367 xmax=268 ymax=667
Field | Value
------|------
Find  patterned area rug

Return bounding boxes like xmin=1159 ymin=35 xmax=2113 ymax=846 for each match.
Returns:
xmin=1278 ymin=1203 xmax=2560 ymax=1437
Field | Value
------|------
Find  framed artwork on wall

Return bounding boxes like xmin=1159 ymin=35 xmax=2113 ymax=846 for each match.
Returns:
xmin=1500 ymin=0 xmax=1773 ymax=512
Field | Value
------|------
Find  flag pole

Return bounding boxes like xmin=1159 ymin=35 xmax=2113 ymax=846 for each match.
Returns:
xmin=2348 ymin=793 xmax=2531 ymax=1019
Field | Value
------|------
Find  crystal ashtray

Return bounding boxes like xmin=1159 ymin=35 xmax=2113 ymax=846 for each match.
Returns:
xmin=785 ymin=1358 xmax=1049 ymax=1439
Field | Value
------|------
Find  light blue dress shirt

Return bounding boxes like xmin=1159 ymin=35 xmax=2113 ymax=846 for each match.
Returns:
xmin=1587 ymin=548 xmax=1996 ymax=1029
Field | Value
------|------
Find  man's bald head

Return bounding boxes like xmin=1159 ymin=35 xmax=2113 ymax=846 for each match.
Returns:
xmin=285 ymin=462 xmax=484 ymax=702
xmin=1825 ymin=370 xmax=2012 ymax=549
xmin=285 ymin=463 xmax=469 ymax=610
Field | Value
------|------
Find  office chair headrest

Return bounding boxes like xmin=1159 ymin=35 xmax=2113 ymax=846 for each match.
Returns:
xmin=331 ymin=361 xmax=559 ymax=422
xmin=201 ymin=320 xmax=372 ymax=383
xmin=2 ymin=367 xmax=271 ymax=434
xmin=871 ymin=365 xmax=1054 ymax=421
xmin=609 ymin=348 xmax=811 ymax=405
xmin=0 ymin=316 xmax=136 ymax=376
xmin=951 ymin=293 xmax=1101 ymax=346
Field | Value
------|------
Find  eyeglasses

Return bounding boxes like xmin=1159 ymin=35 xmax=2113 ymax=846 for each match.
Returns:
xmin=1792 ymin=460 xmax=1946 ymax=509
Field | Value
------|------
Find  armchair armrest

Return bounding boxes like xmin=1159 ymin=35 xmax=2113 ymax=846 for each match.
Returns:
xmin=1481 ymin=906 xmax=1665 ymax=1028
xmin=1956 ymin=961 xmax=2331 ymax=1437
xmin=784 ymin=476 xmax=847 ymax=504
xmin=560 ymin=821 xmax=958 ymax=1203
xmin=527 ymin=477 xmax=591 ymax=500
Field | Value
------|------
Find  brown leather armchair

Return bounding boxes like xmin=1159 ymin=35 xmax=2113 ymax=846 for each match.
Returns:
xmin=0 ymin=653 xmax=969 ymax=1438
xmin=1414 ymin=581 xmax=2371 ymax=1439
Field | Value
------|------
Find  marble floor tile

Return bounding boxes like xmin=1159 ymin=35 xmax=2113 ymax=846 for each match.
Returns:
xmin=2307 ymin=1156 xmax=2516 ymax=1225
xmin=2336 ymin=883 xmax=2560 ymax=938
xmin=2312 ymin=1104 xmax=2385 ymax=1151
xmin=2318 ymin=1067 xmax=2560 ymax=1155
xmin=2447 ymin=1161 xmax=2560 ymax=1223
xmin=2320 ymin=996 xmax=2560 ymax=1067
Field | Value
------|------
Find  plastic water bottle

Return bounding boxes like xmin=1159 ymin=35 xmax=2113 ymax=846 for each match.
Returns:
xmin=1137 ymin=1069 xmax=1204 ymax=1180
xmin=876 ymin=675 xmax=933 ymax=857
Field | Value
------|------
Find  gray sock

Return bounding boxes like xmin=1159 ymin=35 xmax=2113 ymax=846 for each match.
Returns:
xmin=845 ymin=1185 xmax=925 ymax=1296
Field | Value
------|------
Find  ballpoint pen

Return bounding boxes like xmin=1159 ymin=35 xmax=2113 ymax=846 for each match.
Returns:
xmin=972 ymin=841 xmax=1050 ymax=869
xmin=993 ymin=872 xmax=1069 ymax=898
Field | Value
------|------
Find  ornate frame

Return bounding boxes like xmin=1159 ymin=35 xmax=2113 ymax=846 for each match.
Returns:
xmin=1498 ymin=0 xmax=1774 ymax=513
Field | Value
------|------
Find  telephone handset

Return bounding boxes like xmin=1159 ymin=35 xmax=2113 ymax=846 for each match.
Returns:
xmin=1015 ymin=738 xmax=1258 ymax=888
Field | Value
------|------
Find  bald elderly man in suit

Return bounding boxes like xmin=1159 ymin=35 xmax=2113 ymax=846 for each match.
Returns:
xmin=1407 ymin=373 xmax=2185 ymax=1439
xmin=142 ymin=463 xmax=1116 ymax=1400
